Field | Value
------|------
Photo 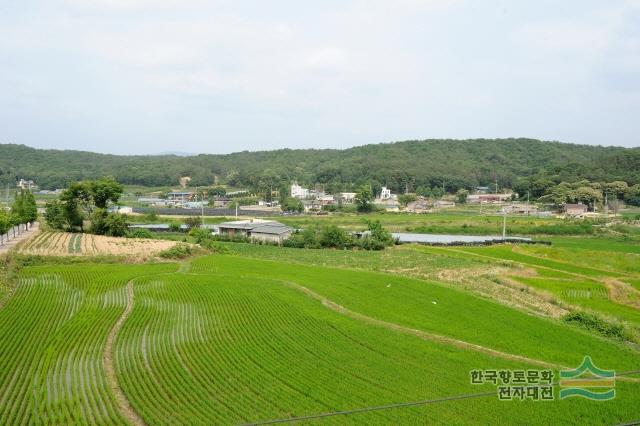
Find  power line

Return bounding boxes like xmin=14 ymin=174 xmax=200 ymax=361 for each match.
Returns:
xmin=243 ymin=370 xmax=640 ymax=425
xmin=243 ymin=391 xmax=496 ymax=425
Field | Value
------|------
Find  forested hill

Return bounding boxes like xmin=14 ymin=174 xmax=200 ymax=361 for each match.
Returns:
xmin=0 ymin=139 xmax=638 ymax=192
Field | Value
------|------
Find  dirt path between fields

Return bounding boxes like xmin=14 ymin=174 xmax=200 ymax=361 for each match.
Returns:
xmin=104 ymin=281 xmax=145 ymax=426
xmin=279 ymin=279 xmax=565 ymax=370
xmin=280 ymin=279 xmax=640 ymax=383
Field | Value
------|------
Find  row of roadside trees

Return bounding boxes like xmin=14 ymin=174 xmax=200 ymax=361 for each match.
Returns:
xmin=0 ymin=190 xmax=38 ymax=236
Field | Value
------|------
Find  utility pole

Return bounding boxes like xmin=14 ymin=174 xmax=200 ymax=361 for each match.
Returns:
xmin=502 ymin=208 xmax=507 ymax=240
xmin=495 ymin=177 xmax=498 ymax=194
xmin=201 ymin=189 xmax=205 ymax=227
xmin=604 ymin=191 xmax=608 ymax=223
xmin=526 ymin=191 xmax=530 ymax=216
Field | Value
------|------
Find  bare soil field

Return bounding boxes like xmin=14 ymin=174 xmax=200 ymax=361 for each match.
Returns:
xmin=20 ymin=231 xmax=177 ymax=259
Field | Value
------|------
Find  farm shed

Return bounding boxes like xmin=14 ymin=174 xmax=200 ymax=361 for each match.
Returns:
xmin=216 ymin=219 xmax=293 ymax=244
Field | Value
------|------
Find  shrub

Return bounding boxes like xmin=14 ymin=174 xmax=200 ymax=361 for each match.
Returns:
xmin=183 ymin=216 xmax=202 ymax=229
xmin=143 ymin=212 xmax=159 ymax=222
xmin=104 ymin=213 xmax=129 ymax=237
xmin=198 ymin=239 xmax=233 ymax=254
xmin=189 ymin=228 xmax=213 ymax=243
xmin=127 ymin=228 xmax=154 ymax=239
xmin=561 ymin=311 xmax=628 ymax=341
xmin=159 ymin=243 xmax=194 ymax=259
xmin=319 ymin=225 xmax=357 ymax=249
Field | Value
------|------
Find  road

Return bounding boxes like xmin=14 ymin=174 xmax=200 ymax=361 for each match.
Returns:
xmin=0 ymin=222 xmax=39 ymax=253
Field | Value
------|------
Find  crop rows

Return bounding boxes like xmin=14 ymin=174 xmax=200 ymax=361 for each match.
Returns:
xmin=115 ymin=262 xmax=640 ymax=424
xmin=1 ymin=253 xmax=639 ymax=424
xmin=20 ymin=231 xmax=175 ymax=258
xmin=116 ymin=272 xmax=503 ymax=424
xmin=0 ymin=263 xmax=176 ymax=424
xmin=191 ymin=255 xmax=640 ymax=371
xmin=22 ymin=231 xmax=94 ymax=256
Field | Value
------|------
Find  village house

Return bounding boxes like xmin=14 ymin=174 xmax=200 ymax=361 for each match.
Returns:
xmin=290 ymin=183 xmax=310 ymax=199
xmin=434 ymin=200 xmax=456 ymax=209
xmin=467 ymin=193 xmax=513 ymax=203
xmin=503 ymin=204 xmax=539 ymax=215
xmin=563 ymin=203 xmax=588 ymax=217
xmin=137 ymin=197 xmax=168 ymax=206
xmin=317 ymin=194 xmax=335 ymax=206
xmin=216 ymin=219 xmax=293 ymax=244
xmin=340 ymin=192 xmax=357 ymax=203
xmin=301 ymin=199 xmax=322 ymax=213
xmin=17 ymin=179 xmax=36 ymax=190
xmin=212 ymin=197 xmax=232 ymax=208
xmin=380 ymin=186 xmax=392 ymax=200
xmin=166 ymin=192 xmax=194 ymax=205
xmin=405 ymin=200 xmax=430 ymax=213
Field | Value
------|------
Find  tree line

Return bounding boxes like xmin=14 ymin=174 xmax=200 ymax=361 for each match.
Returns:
xmin=1 ymin=139 xmax=638 ymax=195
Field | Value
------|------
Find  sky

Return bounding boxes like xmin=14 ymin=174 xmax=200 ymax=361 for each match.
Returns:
xmin=1 ymin=0 xmax=639 ymax=154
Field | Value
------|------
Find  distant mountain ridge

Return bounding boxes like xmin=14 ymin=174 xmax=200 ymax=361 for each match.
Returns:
xmin=0 ymin=139 xmax=638 ymax=191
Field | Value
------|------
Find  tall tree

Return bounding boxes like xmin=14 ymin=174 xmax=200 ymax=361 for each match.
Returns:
xmin=355 ymin=185 xmax=374 ymax=213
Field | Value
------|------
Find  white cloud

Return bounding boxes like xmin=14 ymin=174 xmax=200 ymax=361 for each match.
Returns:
xmin=0 ymin=0 xmax=639 ymax=153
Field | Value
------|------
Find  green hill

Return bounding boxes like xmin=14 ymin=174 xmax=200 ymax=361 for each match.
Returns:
xmin=0 ymin=138 xmax=638 ymax=191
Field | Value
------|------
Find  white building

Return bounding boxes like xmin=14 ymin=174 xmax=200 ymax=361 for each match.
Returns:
xmin=107 ymin=206 xmax=133 ymax=214
xmin=380 ymin=186 xmax=392 ymax=200
xmin=17 ymin=179 xmax=36 ymax=190
xmin=291 ymin=183 xmax=310 ymax=199
xmin=340 ymin=192 xmax=357 ymax=203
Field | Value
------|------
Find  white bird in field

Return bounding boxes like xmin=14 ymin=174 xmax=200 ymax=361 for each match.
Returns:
xmin=432 ymin=301 xmax=437 ymax=304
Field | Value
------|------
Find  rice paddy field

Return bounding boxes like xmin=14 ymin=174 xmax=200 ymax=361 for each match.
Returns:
xmin=0 ymin=230 xmax=639 ymax=424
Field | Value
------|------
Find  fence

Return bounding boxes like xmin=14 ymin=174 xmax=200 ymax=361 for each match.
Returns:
xmin=0 ymin=221 xmax=34 ymax=246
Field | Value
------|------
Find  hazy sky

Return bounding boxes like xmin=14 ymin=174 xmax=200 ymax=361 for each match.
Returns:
xmin=1 ymin=1 xmax=639 ymax=154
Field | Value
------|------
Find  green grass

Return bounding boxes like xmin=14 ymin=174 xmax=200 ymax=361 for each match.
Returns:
xmin=1 ymin=253 xmax=638 ymax=424
xmin=409 ymin=244 xmax=640 ymax=329
xmin=217 ymin=241 xmax=479 ymax=279
xmin=191 ymin=255 xmax=640 ymax=371
xmin=547 ymin=236 xmax=640 ymax=254
xmin=273 ymin=211 xmax=580 ymax=236
xmin=450 ymin=245 xmax=620 ymax=278
xmin=516 ymin=277 xmax=640 ymax=324
xmin=0 ymin=263 xmax=177 ymax=424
